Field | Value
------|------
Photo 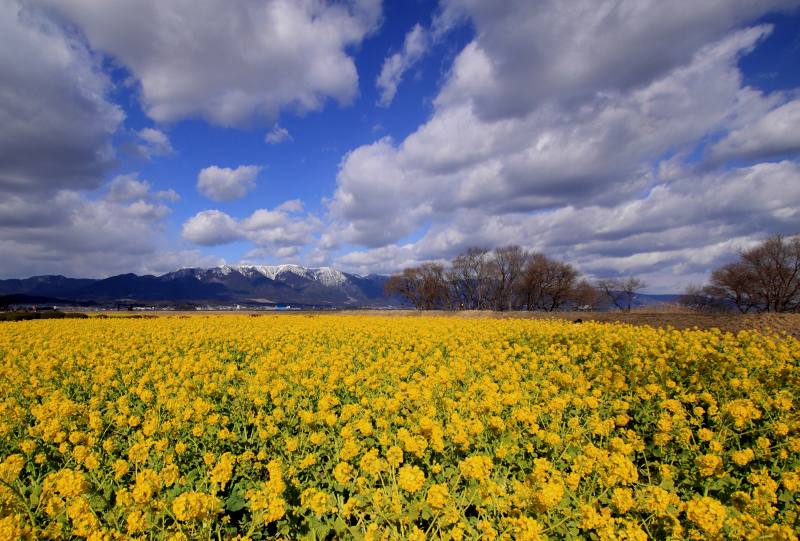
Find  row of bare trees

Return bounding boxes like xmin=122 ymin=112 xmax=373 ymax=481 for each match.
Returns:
xmin=680 ymin=234 xmax=800 ymax=313
xmin=384 ymin=246 xmax=645 ymax=311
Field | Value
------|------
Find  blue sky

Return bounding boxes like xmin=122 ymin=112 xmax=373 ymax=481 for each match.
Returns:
xmin=110 ymin=0 xmax=472 ymax=264
xmin=1 ymin=0 xmax=800 ymax=292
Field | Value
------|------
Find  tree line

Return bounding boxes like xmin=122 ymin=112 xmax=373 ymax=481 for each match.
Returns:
xmin=384 ymin=245 xmax=646 ymax=311
xmin=680 ymin=234 xmax=800 ymax=313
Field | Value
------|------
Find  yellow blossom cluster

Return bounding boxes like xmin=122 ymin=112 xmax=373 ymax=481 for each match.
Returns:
xmin=172 ymin=491 xmax=221 ymax=522
xmin=0 ymin=314 xmax=798 ymax=539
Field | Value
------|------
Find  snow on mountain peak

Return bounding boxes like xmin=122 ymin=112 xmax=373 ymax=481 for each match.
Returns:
xmin=181 ymin=264 xmax=354 ymax=287
xmin=310 ymin=266 xmax=347 ymax=287
xmin=230 ymin=264 xmax=312 ymax=281
xmin=211 ymin=265 xmax=234 ymax=277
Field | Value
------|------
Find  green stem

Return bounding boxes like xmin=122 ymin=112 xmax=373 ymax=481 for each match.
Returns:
xmin=0 ymin=477 xmax=37 ymax=528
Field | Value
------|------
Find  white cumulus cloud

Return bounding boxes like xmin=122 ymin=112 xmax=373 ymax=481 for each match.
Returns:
xmin=181 ymin=202 xmax=321 ymax=253
xmin=331 ymin=26 xmax=780 ymax=247
xmin=134 ymin=128 xmax=174 ymax=158
xmin=265 ymin=124 xmax=293 ymax=144
xmin=321 ymin=0 xmax=800 ymax=292
xmin=0 ymin=0 xmax=123 ymax=194
xmin=181 ymin=210 xmax=242 ymax=246
xmin=376 ymin=23 xmax=428 ymax=107
xmin=708 ymin=99 xmax=800 ymax=163
xmin=36 ymin=0 xmax=382 ymax=126
xmin=197 ymin=165 xmax=262 ymax=202
xmin=0 ymin=174 xmax=193 ymax=278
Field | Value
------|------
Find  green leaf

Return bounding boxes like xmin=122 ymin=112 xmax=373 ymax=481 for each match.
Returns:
xmin=348 ymin=526 xmax=365 ymax=541
xmin=421 ymin=504 xmax=433 ymax=521
xmin=225 ymin=492 xmax=247 ymax=512
xmin=29 ymin=484 xmax=41 ymax=506
xmin=333 ymin=517 xmax=348 ymax=533
xmin=312 ymin=523 xmax=330 ymax=540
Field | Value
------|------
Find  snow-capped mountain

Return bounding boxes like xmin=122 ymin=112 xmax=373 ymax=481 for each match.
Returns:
xmin=225 ymin=264 xmax=349 ymax=286
xmin=160 ymin=265 xmax=354 ymax=290
xmin=0 ymin=265 xmax=393 ymax=306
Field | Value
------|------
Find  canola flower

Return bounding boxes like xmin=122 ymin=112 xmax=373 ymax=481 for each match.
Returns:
xmin=0 ymin=315 xmax=798 ymax=539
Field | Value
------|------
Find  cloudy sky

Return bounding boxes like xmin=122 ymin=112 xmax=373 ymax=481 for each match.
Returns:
xmin=2 ymin=0 xmax=799 ymax=292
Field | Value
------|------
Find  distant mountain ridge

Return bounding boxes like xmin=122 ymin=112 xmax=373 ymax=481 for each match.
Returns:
xmin=0 ymin=265 xmax=393 ymax=307
xmin=0 ymin=265 xmax=678 ymax=309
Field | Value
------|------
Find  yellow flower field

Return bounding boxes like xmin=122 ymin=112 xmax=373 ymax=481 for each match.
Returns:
xmin=0 ymin=315 xmax=798 ymax=540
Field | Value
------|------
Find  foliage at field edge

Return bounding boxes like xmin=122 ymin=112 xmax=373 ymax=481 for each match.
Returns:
xmin=0 ymin=311 xmax=88 ymax=322
xmin=0 ymin=315 xmax=798 ymax=540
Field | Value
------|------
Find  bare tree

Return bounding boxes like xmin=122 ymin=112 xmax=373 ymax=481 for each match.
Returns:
xmin=416 ymin=263 xmax=452 ymax=310
xmin=384 ymin=263 xmax=451 ymax=309
xmin=598 ymin=234 xmax=800 ymax=314
xmin=517 ymin=254 xmax=579 ymax=311
xmin=596 ymin=276 xmax=646 ymax=311
xmin=385 ymin=234 xmax=800 ymax=314
xmin=739 ymin=234 xmax=800 ymax=312
xmin=569 ymin=279 xmax=602 ymax=311
xmin=698 ymin=234 xmax=800 ymax=313
xmin=490 ymin=245 xmax=527 ymax=311
xmin=449 ymin=247 xmax=492 ymax=309
xmin=384 ymin=268 xmax=423 ymax=308
xmin=679 ymin=284 xmax=708 ymax=312
xmin=544 ymin=259 xmax=579 ymax=311
xmin=517 ymin=253 xmax=547 ymax=310
xmin=679 ymin=283 xmax=727 ymax=312
xmin=704 ymin=263 xmax=758 ymax=313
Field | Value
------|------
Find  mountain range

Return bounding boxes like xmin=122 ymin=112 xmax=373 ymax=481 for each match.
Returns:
xmin=0 ymin=264 xmax=680 ymax=309
xmin=0 ymin=265 xmax=394 ymax=307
